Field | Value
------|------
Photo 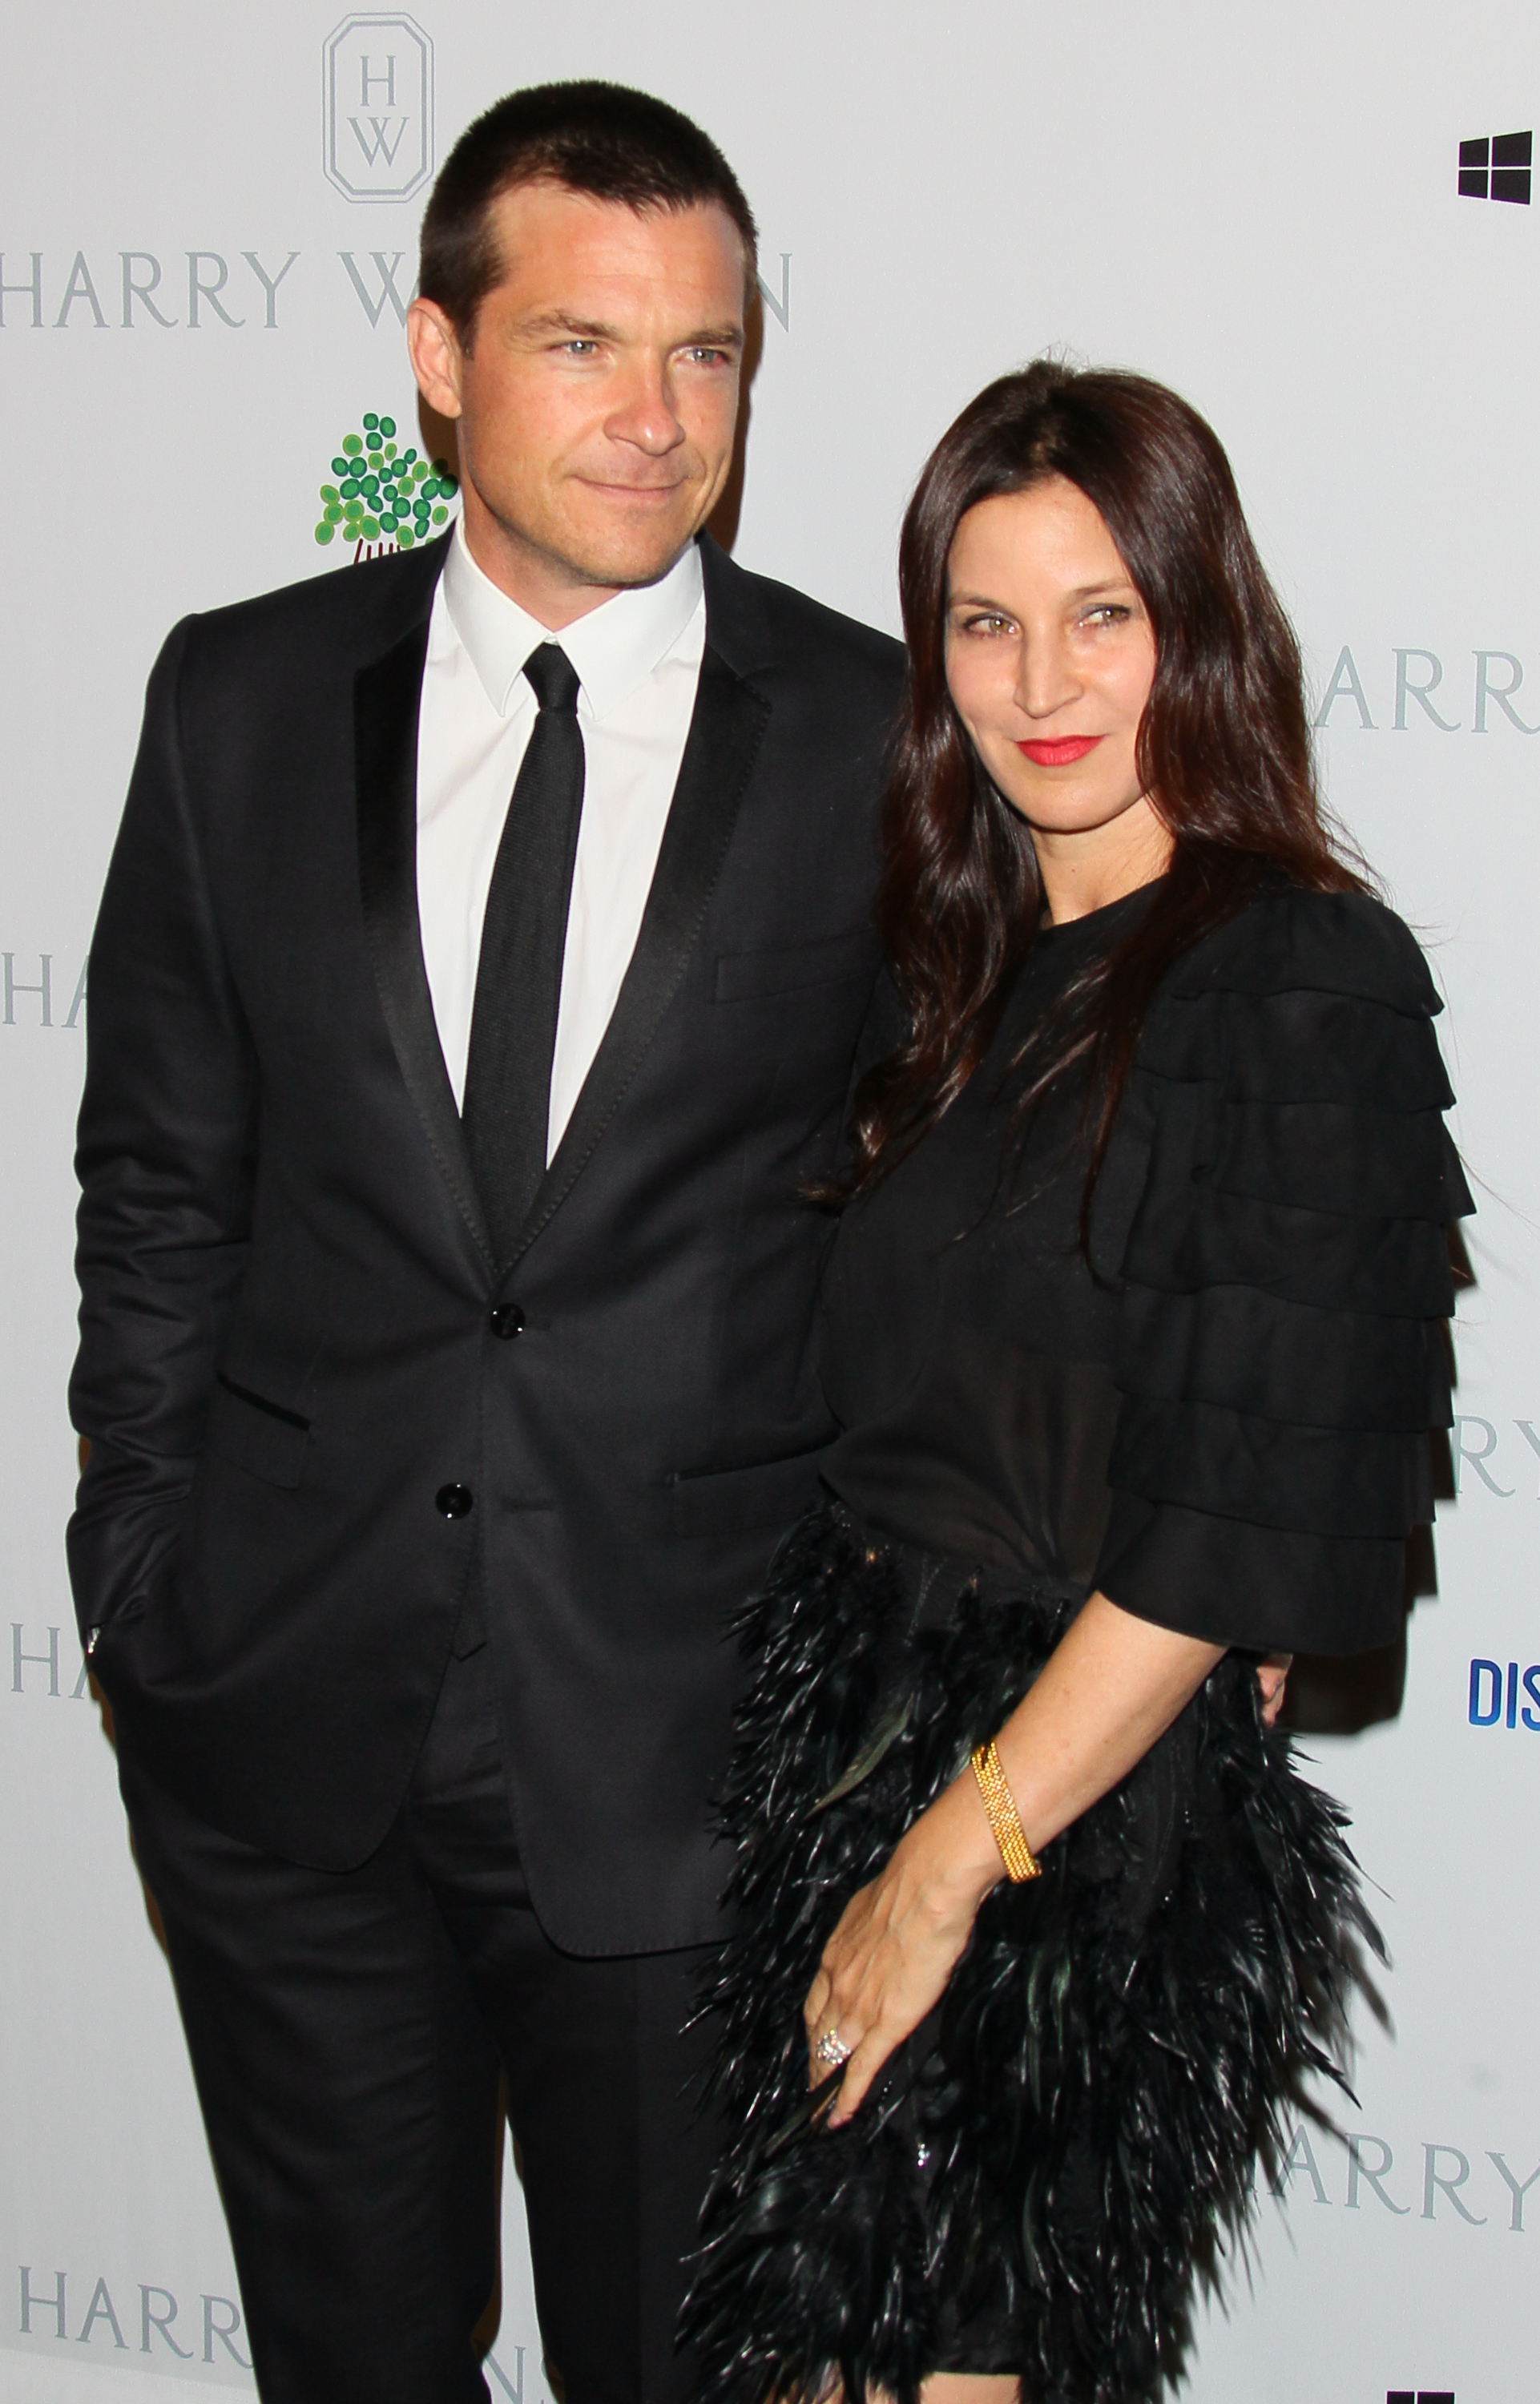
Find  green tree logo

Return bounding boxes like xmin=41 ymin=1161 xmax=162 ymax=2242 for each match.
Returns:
xmin=315 ymin=412 xmax=459 ymax=559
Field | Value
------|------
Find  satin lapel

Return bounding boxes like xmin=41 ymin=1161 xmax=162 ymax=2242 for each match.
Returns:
xmin=355 ymin=620 xmax=495 ymax=1274
xmin=504 ymin=644 xmax=770 ymax=1270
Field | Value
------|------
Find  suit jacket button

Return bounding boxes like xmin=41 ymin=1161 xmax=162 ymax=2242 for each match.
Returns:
xmin=489 ymin=1305 xmax=524 ymax=1340
xmin=435 ymin=1483 xmax=474 ymax=1519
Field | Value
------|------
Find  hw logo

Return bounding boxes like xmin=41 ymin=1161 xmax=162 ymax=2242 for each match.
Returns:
xmin=323 ymin=14 xmax=434 ymax=204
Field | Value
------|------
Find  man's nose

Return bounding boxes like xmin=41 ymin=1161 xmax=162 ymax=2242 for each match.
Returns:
xmin=605 ymin=364 xmax=687 ymax=456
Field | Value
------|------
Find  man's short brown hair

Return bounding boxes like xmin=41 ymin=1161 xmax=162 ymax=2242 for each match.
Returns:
xmin=418 ymin=80 xmax=759 ymax=339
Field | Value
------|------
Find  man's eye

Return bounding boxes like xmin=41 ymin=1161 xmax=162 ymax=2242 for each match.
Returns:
xmin=561 ymin=339 xmax=599 ymax=357
xmin=685 ymin=345 xmax=730 ymax=365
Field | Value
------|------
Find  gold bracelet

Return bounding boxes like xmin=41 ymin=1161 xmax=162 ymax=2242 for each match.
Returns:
xmin=970 ymin=1740 xmax=1042 ymax=1883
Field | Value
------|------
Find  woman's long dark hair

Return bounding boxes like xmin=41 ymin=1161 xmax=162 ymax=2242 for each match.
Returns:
xmin=836 ymin=360 xmax=1365 ymax=1220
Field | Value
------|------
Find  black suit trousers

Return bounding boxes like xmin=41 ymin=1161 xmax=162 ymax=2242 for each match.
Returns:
xmin=119 ymin=1637 xmax=721 ymax=2404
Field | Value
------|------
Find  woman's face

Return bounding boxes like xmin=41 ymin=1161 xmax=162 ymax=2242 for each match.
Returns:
xmin=945 ymin=478 xmax=1167 ymax=905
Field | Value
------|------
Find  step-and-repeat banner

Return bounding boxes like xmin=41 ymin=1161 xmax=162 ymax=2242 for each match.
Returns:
xmin=2 ymin=6 xmax=1534 ymax=2400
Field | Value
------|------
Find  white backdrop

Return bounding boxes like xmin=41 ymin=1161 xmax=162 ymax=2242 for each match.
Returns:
xmin=2 ymin=6 xmax=1535 ymax=2400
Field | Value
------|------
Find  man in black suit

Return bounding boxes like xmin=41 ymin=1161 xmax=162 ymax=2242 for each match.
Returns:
xmin=68 ymin=81 xmax=903 ymax=2404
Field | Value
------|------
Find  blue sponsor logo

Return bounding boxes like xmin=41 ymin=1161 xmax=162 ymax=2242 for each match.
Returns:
xmin=1467 ymin=1658 xmax=1540 ymax=1729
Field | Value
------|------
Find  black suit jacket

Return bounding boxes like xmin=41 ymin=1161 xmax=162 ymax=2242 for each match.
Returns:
xmin=68 ymin=530 xmax=905 ymax=1954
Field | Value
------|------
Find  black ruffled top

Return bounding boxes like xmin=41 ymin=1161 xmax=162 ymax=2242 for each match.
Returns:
xmin=819 ymin=881 xmax=1470 ymax=1656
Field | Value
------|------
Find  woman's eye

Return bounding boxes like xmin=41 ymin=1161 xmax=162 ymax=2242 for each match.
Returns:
xmin=1082 ymin=604 xmax=1131 ymax=628
xmin=961 ymin=613 xmax=1012 ymax=636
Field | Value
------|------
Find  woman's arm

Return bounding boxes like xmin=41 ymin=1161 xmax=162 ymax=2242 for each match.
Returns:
xmin=805 ymin=1592 xmax=1223 ymax=2124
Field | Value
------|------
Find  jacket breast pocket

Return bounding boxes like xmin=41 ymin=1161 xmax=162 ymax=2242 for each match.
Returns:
xmin=713 ymin=929 xmax=873 ymax=1006
xmin=206 ymin=1373 xmax=312 ymax=1490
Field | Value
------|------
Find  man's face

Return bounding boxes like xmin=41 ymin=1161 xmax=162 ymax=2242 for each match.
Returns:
xmin=409 ymin=180 xmax=747 ymax=611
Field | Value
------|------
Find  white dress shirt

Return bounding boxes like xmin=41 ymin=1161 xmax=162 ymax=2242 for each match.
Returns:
xmin=416 ymin=519 xmax=706 ymax=1158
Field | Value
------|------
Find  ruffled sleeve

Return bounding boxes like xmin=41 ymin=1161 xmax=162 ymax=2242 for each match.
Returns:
xmin=1093 ymin=887 xmax=1471 ymax=1656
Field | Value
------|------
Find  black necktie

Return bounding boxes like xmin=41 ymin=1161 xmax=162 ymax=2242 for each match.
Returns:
xmin=462 ymin=643 xmax=586 ymax=1265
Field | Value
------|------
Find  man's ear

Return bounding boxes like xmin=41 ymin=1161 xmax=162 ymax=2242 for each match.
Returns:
xmin=407 ymin=298 xmax=466 ymax=422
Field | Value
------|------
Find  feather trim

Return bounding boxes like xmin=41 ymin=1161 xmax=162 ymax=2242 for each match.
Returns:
xmin=683 ymin=1506 xmax=1381 ymax=2404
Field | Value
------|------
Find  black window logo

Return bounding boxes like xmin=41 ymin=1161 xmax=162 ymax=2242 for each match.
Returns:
xmin=1388 ymin=2390 xmax=1454 ymax=2402
xmin=1458 ymin=131 xmax=1531 ymax=202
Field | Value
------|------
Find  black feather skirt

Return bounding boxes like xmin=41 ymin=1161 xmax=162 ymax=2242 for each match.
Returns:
xmin=683 ymin=1503 xmax=1381 ymax=2404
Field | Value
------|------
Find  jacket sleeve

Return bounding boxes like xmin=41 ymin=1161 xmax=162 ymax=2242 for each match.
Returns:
xmin=1094 ymin=888 xmax=1470 ymax=1656
xmin=67 ymin=618 xmax=259 ymax=1648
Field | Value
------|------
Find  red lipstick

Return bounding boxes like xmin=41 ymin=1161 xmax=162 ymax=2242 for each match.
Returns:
xmin=1016 ymin=736 xmax=1103 ymax=766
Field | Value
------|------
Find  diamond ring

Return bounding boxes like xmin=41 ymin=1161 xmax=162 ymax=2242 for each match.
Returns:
xmin=814 ymin=2027 xmax=853 ymax=2068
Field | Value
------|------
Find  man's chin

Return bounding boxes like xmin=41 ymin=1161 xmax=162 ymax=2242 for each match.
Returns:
xmin=563 ymin=535 xmax=700 ymax=591
xmin=554 ymin=490 xmax=713 ymax=587
xmin=474 ymin=495 xmax=707 ymax=597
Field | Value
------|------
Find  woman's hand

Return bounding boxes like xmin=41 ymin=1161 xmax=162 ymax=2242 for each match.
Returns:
xmin=804 ymin=1771 xmax=1001 ymax=2125
xmin=1256 ymin=1652 xmax=1293 ymax=1725
xmin=802 ymin=1595 xmax=1224 ymax=2128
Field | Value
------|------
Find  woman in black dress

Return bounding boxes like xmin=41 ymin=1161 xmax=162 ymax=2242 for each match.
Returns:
xmin=686 ymin=363 xmax=1468 ymax=2404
